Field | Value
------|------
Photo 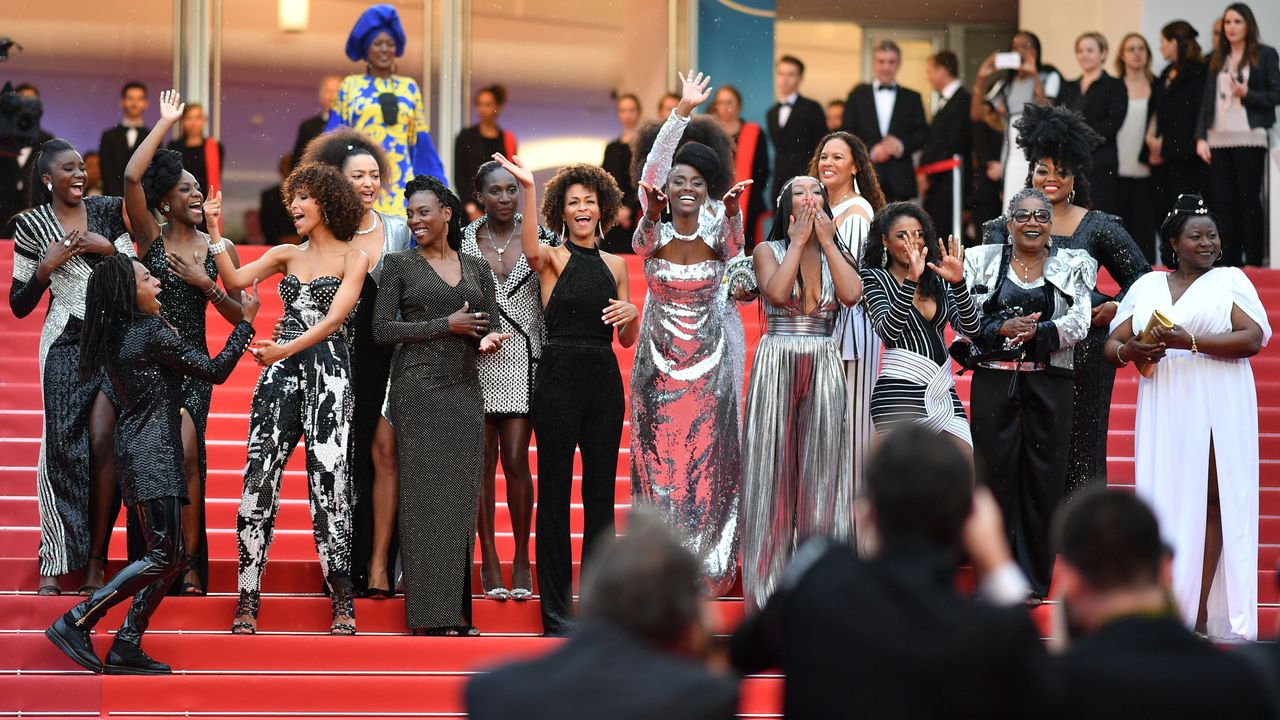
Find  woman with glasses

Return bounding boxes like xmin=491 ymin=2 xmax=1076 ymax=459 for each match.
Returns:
xmin=327 ymin=4 xmax=447 ymax=214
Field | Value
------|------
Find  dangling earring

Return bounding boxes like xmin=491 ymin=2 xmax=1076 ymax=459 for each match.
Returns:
xmin=46 ymin=182 xmax=52 ymax=192
xmin=1067 ymin=189 xmax=1076 ymax=205
xmin=560 ymin=224 xmax=568 ymax=245
xmin=596 ymin=221 xmax=605 ymax=241
xmin=880 ymin=245 xmax=889 ymax=268
xmin=323 ymin=211 xmax=329 ymax=225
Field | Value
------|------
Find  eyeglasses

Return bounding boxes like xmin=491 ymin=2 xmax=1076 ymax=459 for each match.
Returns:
xmin=1011 ymin=209 xmax=1051 ymax=224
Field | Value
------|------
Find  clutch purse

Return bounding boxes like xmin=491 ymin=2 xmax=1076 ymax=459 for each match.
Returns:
xmin=1135 ymin=308 xmax=1174 ymax=378
xmin=723 ymin=255 xmax=759 ymax=301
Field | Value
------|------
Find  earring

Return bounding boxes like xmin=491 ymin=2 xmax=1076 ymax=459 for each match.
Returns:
xmin=597 ymin=221 xmax=605 ymax=241
xmin=1067 ymin=189 xmax=1076 ymax=204
xmin=880 ymin=246 xmax=889 ymax=268
xmin=560 ymin=225 xmax=568 ymax=245
xmin=323 ymin=211 xmax=329 ymax=225
xmin=162 ymin=204 xmax=170 ymax=214
xmin=46 ymin=182 xmax=52 ymax=191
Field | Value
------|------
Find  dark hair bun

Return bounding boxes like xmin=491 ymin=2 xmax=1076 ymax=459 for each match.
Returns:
xmin=673 ymin=142 xmax=721 ymax=187
xmin=1170 ymin=193 xmax=1208 ymax=215
xmin=140 ymin=149 xmax=185 ymax=210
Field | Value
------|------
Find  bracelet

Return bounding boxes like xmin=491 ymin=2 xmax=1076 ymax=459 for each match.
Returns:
xmin=1189 ymin=332 xmax=1197 ymax=355
xmin=208 ymin=239 xmax=227 ymax=255
xmin=1115 ymin=343 xmax=1129 ymax=367
xmin=203 ymin=284 xmax=227 ymax=305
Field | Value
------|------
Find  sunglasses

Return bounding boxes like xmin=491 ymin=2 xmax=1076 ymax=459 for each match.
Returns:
xmin=1012 ymin=209 xmax=1051 ymax=224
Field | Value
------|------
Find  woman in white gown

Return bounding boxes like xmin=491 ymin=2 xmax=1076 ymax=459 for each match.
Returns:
xmin=1106 ymin=194 xmax=1270 ymax=641
xmin=807 ymin=133 xmax=886 ymax=549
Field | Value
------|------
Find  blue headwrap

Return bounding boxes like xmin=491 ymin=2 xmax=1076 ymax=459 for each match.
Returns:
xmin=345 ymin=4 xmax=407 ymax=62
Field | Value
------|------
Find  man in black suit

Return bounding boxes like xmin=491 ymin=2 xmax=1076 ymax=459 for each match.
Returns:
xmin=920 ymin=51 xmax=973 ymax=238
xmin=766 ymin=55 xmax=828 ymax=201
xmin=466 ymin=513 xmax=737 ymax=720
xmin=841 ymin=40 xmax=929 ymax=203
xmin=731 ymin=425 xmax=1050 ymax=720
xmin=289 ymin=75 xmax=343 ymax=171
xmin=1050 ymin=490 xmax=1277 ymax=719
xmin=98 ymin=82 xmax=149 ymax=198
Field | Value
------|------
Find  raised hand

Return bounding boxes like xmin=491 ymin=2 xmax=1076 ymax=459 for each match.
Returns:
xmin=479 ymin=332 xmax=513 ymax=353
xmin=721 ymin=179 xmax=753 ymax=216
xmin=602 ymin=298 xmax=638 ymax=327
xmin=676 ymin=69 xmax=713 ymax=116
xmin=813 ymin=205 xmax=837 ymax=246
xmin=638 ymin=180 xmax=668 ymax=220
xmin=492 ymin=153 xmax=535 ymax=189
xmin=927 ymin=235 xmax=966 ymax=284
xmin=448 ymin=301 xmax=491 ymax=338
xmin=158 ymin=89 xmax=185 ymax=124
xmin=904 ymin=237 xmax=926 ymax=282
xmin=203 ymin=191 xmax=222 ymax=224
xmin=240 ymin=281 xmax=261 ymax=323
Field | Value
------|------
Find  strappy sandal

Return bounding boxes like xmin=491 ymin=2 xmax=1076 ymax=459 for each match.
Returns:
xmin=508 ymin=587 xmax=532 ymax=602
xmin=77 ymin=557 xmax=107 ymax=595
xmin=37 ymin=584 xmax=61 ymax=596
xmin=329 ymin=581 xmax=356 ymax=636
xmin=330 ymin=620 xmax=357 ymax=636
xmin=231 ymin=591 xmax=259 ymax=635
xmin=178 ymin=560 xmax=205 ymax=596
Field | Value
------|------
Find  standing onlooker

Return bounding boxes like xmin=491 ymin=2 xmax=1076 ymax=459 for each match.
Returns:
xmin=0 ymin=83 xmax=55 ymax=235
xmin=824 ymin=99 xmax=845 ymax=132
xmin=1114 ymin=33 xmax=1157 ymax=260
xmin=1195 ymin=2 xmax=1280 ymax=267
xmin=841 ymin=41 xmax=929 ymax=203
xmin=657 ymin=92 xmax=680 ymax=119
xmin=259 ymin=154 xmax=299 ymax=245
xmin=454 ymin=85 xmax=517 ymax=198
xmin=166 ymin=103 xmax=224 ymax=201
xmin=1053 ymin=490 xmax=1277 ymax=718
xmin=601 ymin=93 xmax=641 ymax=254
xmin=1059 ymin=33 xmax=1128 ymax=214
xmin=712 ymin=84 xmax=770 ymax=248
xmin=82 ymin=152 xmax=103 ymax=196
xmin=766 ymin=55 xmax=827 ymax=200
xmin=1148 ymin=21 xmax=1209 ymax=257
xmin=99 ymin=81 xmax=150 ymax=198
xmin=290 ymin=75 xmax=343 ymax=171
xmin=921 ymin=50 xmax=973 ymax=237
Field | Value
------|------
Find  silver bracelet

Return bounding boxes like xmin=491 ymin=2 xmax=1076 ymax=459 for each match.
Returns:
xmin=208 ymin=239 xmax=227 ymax=255
xmin=1115 ymin=343 xmax=1129 ymax=367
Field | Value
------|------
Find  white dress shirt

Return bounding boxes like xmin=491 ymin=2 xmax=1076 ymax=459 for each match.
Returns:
xmin=777 ymin=92 xmax=798 ymax=128
xmin=935 ymin=79 xmax=962 ymax=113
xmin=873 ymin=80 xmax=898 ymax=138
xmin=123 ymin=121 xmax=143 ymax=149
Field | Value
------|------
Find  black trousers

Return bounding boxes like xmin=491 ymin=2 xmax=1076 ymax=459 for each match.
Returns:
xmin=1209 ymin=146 xmax=1267 ymax=266
xmin=531 ymin=343 xmax=624 ymax=636
xmin=970 ymin=368 xmax=1073 ymax=597
xmin=1115 ymin=176 xmax=1158 ymax=263
xmin=67 ymin=497 xmax=184 ymax=644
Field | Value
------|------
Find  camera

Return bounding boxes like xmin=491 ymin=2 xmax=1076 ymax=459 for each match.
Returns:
xmin=0 ymin=82 xmax=42 ymax=153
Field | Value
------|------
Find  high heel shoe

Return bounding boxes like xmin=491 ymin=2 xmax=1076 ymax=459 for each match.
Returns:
xmin=230 ymin=591 xmax=259 ymax=635
xmin=329 ymin=581 xmax=356 ymax=636
xmin=484 ymin=587 xmax=511 ymax=601
xmin=508 ymin=587 xmax=532 ymax=602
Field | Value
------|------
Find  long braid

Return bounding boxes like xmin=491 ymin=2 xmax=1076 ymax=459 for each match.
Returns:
xmin=79 ymin=255 xmax=140 ymax=382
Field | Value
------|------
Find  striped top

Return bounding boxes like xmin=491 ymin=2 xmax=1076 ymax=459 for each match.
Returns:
xmin=860 ymin=268 xmax=979 ymax=365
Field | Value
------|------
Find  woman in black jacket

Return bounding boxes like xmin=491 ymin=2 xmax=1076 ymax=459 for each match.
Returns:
xmin=1194 ymin=2 xmax=1280 ymax=266
xmin=1059 ymin=32 xmax=1128 ymax=216
xmin=1148 ymin=20 xmax=1210 ymax=248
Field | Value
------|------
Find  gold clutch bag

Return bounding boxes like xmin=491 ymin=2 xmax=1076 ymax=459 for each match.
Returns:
xmin=1134 ymin=309 xmax=1173 ymax=378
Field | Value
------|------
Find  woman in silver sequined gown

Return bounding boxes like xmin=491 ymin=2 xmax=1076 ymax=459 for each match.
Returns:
xmin=741 ymin=176 xmax=864 ymax=610
xmin=629 ymin=72 xmax=752 ymax=595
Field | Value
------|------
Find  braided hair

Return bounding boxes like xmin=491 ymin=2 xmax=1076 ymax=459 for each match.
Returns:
xmin=1159 ymin=193 xmax=1221 ymax=268
xmin=139 ymin=148 xmax=185 ymax=210
xmin=405 ymin=174 xmax=464 ymax=250
xmin=79 ymin=254 xmax=142 ymax=382
xmin=863 ymin=201 xmax=944 ymax=304
xmin=29 ymin=138 xmax=77 ymax=207
xmin=630 ymin=115 xmax=736 ymax=198
xmin=1014 ymin=103 xmax=1101 ymax=209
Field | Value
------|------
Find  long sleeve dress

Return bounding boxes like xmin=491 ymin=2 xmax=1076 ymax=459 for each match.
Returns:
xmin=629 ymin=110 xmax=747 ymax=596
xmin=1113 ymin=268 xmax=1272 ymax=641
xmin=9 ymin=196 xmax=134 ymax=577
xmin=372 ymin=250 xmax=499 ymax=630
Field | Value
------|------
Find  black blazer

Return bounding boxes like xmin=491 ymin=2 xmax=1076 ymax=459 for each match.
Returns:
xmin=1153 ymin=61 xmax=1208 ymax=161
xmin=841 ymin=83 xmax=929 ymax=200
xmin=1059 ymin=73 xmax=1128 ymax=172
xmin=766 ymin=95 xmax=828 ymax=199
xmin=98 ymin=123 xmax=150 ymax=198
xmin=466 ymin=622 xmax=737 ymax=720
xmin=1196 ymin=44 xmax=1280 ymax=139
xmin=922 ymin=87 xmax=973 ymax=166
xmin=732 ymin=542 xmax=1050 ymax=720
xmin=290 ymin=114 xmax=327 ymax=170
xmin=1050 ymin=616 xmax=1277 ymax=720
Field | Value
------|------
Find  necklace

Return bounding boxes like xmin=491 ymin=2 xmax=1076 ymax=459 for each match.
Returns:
xmin=1011 ymin=251 xmax=1047 ymax=282
xmin=486 ymin=220 xmax=518 ymax=260
xmin=354 ymin=211 xmax=379 ymax=236
xmin=672 ymin=229 xmax=700 ymax=241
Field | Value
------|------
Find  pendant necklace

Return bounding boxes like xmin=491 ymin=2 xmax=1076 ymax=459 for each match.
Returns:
xmin=486 ymin=220 xmax=518 ymax=260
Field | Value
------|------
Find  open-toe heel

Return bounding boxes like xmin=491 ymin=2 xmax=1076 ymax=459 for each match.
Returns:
xmin=329 ymin=581 xmax=356 ymax=636
xmin=77 ymin=557 xmax=107 ymax=595
xmin=231 ymin=591 xmax=259 ymax=635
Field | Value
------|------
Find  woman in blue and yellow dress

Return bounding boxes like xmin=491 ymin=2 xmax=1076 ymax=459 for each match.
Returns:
xmin=327 ymin=4 xmax=448 ymax=213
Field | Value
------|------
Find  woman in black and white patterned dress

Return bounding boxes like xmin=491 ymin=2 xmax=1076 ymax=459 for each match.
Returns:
xmin=461 ymin=161 xmax=557 ymax=602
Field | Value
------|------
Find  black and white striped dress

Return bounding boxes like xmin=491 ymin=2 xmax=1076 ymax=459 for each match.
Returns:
xmin=860 ymin=268 xmax=979 ymax=444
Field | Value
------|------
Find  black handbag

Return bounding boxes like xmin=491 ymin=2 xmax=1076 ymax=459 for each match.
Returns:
xmin=947 ymin=305 xmax=1027 ymax=373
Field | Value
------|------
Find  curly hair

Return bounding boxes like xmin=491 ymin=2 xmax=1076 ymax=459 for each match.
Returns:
xmin=140 ymin=148 xmax=186 ymax=210
xmin=806 ymin=132 xmax=887 ymax=213
xmin=630 ymin=115 xmax=736 ymax=198
xmin=300 ymin=127 xmax=390 ymax=186
xmin=540 ymin=163 xmax=623 ymax=236
xmin=282 ymin=162 xmax=364 ymax=241
xmin=1015 ymin=103 xmax=1101 ymax=209
xmin=404 ymin=173 xmax=464 ymax=250
xmin=1159 ymin=193 xmax=1221 ymax=268
xmin=863 ymin=202 xmax=944 ymax=303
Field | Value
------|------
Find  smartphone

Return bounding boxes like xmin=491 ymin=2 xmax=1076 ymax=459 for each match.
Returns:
xmin=995 ymin=52 xmax=1022 ymax=70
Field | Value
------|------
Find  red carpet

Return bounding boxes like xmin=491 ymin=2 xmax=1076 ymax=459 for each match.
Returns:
xmin=1 ymin=241 xmax=1277 ymax=717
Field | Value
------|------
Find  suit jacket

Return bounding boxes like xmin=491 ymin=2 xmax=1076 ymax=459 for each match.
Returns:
xmin=1051 ymin=616 xmax=1277 ymax=720
xmin=1059 ymin=73 xmax=1128 ymax=172
xmin=766 ymin=94 xmax=828 ymax=199
xmin=923 ymin=87 xmax=973 ymax=166
xmin=290 ymin=114 xmax=327 ymax=170
xmin=842 ymin=83 xmax=929 ymax=200
xmin=98 ymin=123 xmax=150 ymax=197
xmin=1196 ymin=44 xmax=1280 ymax=139
xmin=732 ymin=541 xmax=1050 ymax=720
xmin=1153 ymin=61 xmax=1208 ymax=161
xmin=466 ymin=622 xmax=737 ymax=720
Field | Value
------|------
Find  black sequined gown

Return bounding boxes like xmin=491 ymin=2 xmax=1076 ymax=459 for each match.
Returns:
xmin=983 ymin=210 xmax=1150 ymax=495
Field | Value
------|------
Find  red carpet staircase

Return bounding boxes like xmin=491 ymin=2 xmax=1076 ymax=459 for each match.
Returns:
xmin=1 ymin=242 xmax=1277 ymax=718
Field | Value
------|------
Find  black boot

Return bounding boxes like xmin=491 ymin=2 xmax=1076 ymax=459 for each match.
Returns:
xmin=45 ymin=613 xmax=102 ymax=673
xmin=103 ymin=638 xmax=171 ymax=675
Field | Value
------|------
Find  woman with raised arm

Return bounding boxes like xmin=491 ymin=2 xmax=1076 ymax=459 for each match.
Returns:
xmin=124 ymin=89 xmax=244 ymax=596
xmin=491 ymin=152 xmax=638 ymax=636
xmin=740 ymin=175 xmax=863 ymax=611
xmin=629 ymin=70 xmax=752 ymax=595
xmin=208 ymin=163 xmax=369 ymax=636
xmin=10 ymin=139 xmax=133 ymax=596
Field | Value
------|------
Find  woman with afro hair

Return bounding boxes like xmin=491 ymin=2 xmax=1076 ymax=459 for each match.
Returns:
xmin=490 ymin=151 xmax=638 ymax=635
xmin=628 ymin=70 xmax=753 ymax=596
xmin=124 ymin=89 xmax=245 ymax=596
xmin=208 ymin=162 xmax=369 ymax=636
xmin=983 ymin=103 xmax=1149 ymax=497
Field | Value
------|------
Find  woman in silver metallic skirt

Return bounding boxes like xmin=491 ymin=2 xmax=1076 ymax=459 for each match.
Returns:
xmin=740 ymin=176 xmax=864 ymax=610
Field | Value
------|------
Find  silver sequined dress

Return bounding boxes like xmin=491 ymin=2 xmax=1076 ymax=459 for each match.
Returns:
xmin=740 ymin=241 xmax=853 ymax=610
xmin=629 ymin=110 xmax=746 ymax=595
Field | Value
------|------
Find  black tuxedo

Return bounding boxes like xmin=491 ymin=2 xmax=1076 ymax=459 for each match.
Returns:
xmin=921 ymin=86 xmax=973 ymax=236
xmin=766 ymin=95 xmax=828 ymax=200
xmin=842 ymin=83 xmax=929 ymax=202
xmin=98 ymin=123 xmax=150 ymax=198
xmin=290 ymin=114 xmax=328 ymax=171
xmin=467 ymin=622 xmax=737 ymax=720
xmin=732 ymin=541 xmax=1050 ymax=720
xmin=1051 ymin=616 xmax=1277 ymax=720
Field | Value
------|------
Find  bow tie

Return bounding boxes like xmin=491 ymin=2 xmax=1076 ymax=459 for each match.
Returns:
xmin=876 ymin=84 xmax=898 ymax=92
xmin=779 ymin=100 xmax=794 ymax=107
